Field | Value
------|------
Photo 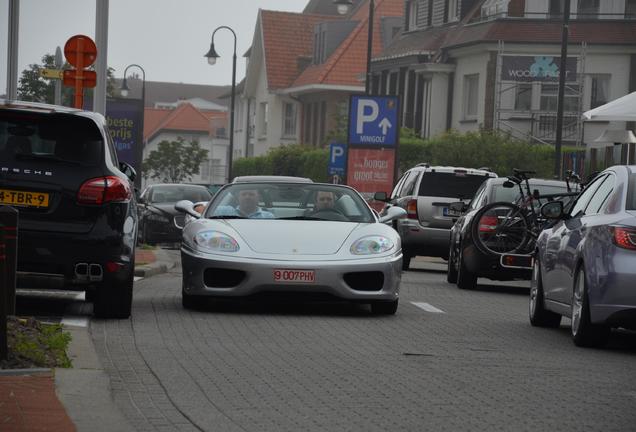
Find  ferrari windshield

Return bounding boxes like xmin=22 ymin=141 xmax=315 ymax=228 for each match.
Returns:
xmin=204 ymin=183 xmax=375 ymax=223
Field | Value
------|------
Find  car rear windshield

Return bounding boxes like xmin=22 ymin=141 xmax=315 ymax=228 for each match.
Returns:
xmin=0 ymin=111 xmax=103 ymax=166
xmin=494 ymin=183 xmax=570 ymax=203
xmin=418 ymin=172 xmax=489 ymax=199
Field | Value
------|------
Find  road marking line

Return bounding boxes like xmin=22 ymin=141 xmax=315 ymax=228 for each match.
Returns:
xmin=61 ymin=317 xmax=89 ymax=328
xmin=134 ymin=276 xmax=143 ymax=282
xmin=411 ymin=302 xmax=445 ymax=314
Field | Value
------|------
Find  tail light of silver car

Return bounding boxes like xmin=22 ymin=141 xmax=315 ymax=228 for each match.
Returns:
xmin=77 ymin=176 xmax=132 ymax=205
xmin=610 ymin=226 xmax=636 ymax=250
xmin=406 ymin=199 xmax=418 ymax=219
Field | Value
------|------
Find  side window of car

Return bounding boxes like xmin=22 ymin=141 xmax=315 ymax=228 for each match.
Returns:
xmin=391 ymin=173 xmax=408 ymax=199
xmin=400 ymin=171 xmax=419 ymax=197
xmin=569 ymin=175 xmax=607 ymax=218
xmin=468 ymin=183 xmax=487 ymax=211
xmin=584 ymin=174 xmax=615 ymax=215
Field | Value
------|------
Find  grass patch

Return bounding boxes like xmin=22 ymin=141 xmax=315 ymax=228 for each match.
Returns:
xmin=139 ymin=243 xmax=157 ymax=250
xmin=1 ymin=317 xmax=72 ymax=369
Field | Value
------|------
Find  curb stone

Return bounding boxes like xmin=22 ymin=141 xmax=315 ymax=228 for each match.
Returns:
xmin=134 ymin=247 xmax=177 ymax=277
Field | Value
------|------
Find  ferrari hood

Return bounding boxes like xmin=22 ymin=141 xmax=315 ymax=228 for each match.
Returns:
xmin=225 ymin=220 xmax=360 ymax=255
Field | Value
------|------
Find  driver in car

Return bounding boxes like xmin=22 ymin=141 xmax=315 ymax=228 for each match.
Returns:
xmin=314 ymin=190 xmax=336 ymax=212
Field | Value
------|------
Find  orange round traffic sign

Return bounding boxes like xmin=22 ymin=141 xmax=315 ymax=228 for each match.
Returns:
xmin=64 ymin=35 xmax=97 ymax=69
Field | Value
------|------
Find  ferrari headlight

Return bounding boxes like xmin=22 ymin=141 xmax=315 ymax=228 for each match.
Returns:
xmin=350 ymin=236 xmax=393 ymax=255
xmin=194 ymin=230 xmax=239 ymax=252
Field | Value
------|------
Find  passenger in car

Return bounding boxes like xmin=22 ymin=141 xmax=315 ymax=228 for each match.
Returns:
xmin=213 ymin=188 xmax=274 ymax=219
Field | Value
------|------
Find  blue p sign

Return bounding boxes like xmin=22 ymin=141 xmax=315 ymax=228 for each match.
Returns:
xmin=328 ymin=142 xmax=346 ymax=176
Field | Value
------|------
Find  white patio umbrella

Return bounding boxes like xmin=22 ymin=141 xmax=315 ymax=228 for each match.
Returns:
xmin=582 ymin=91 xmax=636 ymax=121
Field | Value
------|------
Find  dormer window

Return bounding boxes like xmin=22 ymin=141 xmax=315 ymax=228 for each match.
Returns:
xmin=406 ymin=0 xmax=418 ymax=31
xmin=481 ymin=0 xmax=510 ymax=18
xmin=447 ymin=0 xmax=459 ymax=22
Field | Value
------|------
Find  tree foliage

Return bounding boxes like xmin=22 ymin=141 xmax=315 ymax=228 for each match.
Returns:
xmin=17 ymin=53 xmax=117 ymax=106
xmin=143 ymin=137 xmax=209 ymax=183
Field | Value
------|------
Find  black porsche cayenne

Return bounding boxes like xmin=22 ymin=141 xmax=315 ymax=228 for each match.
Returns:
xmin=0 ymin=99 xmax=138 ymax=318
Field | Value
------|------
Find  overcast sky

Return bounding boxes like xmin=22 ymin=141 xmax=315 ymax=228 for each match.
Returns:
xmin=1 ymin=0 xmax=306 ymax=91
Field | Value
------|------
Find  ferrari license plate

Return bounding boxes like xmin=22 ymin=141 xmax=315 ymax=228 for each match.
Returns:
xmin=0 ymin=188 xmax=50 ymax=208
xmin=273 ymin=269 xmax=316 ymax=283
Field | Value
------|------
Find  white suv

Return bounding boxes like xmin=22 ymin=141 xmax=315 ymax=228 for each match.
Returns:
xmin=389 ymin=164 xmax=497 ymax=270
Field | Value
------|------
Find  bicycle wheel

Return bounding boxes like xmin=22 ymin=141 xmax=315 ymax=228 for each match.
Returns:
xmin=471 ymin=202 xmax=531 ymax=255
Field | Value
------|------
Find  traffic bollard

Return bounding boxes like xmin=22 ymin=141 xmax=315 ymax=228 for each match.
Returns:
xmin=0 ymin=206 xmax=18 ymax=316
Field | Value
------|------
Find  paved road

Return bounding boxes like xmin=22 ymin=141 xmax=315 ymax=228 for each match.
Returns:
xmin=81 ymin=257 xmax=636 ymax=432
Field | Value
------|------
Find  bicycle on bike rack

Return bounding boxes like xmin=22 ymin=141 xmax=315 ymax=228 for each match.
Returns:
xmin=470 ymin=169 xmax=580 ymax=257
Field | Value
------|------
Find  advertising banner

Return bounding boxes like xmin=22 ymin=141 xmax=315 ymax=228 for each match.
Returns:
xmin=500 ymin=56 xmax=577 ymax=82
xmin=346 ymin=148 xmax=395 ymax=197
xmin=105 ymin=98 xmax=143 ymax=167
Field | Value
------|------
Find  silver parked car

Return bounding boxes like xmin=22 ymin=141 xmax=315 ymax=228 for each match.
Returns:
xmin=530 ymin=165 xmax=636 ymax=347
xmin=389 ymin=164 xmax=497 ymax=269
xmin=176 ymin=181 xmax=407 ymax=314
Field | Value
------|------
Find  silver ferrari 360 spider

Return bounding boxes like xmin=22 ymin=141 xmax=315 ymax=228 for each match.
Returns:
xmin=175 ymin=180 xmax=407 ymax=314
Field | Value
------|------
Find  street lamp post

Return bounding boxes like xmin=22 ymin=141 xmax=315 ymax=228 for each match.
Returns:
xmin=554 ymin=0 xmax=571 ymax=179
xmin=120 ymin=64 xmax=146 ymax=189
xmin=334 ymin=0 xmax=373 ymax=94
xmin=205 ymin=26 xmax=237 ymax=183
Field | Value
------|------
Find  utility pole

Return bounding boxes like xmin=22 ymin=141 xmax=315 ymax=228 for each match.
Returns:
xmin=6 ymin=0 xmax=20 ymax=101
xmin=93 ymin=0 xmax=109 ymax=114
xmin=554 ymin=0 xmax=571 ymax=179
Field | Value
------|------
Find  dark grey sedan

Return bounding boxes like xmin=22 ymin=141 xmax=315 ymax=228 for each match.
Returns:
xmin=530 ymin=165 xmax=636 ymax=347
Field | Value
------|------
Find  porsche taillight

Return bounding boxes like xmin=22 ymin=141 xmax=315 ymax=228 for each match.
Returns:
xmin=77 ymin=176 xmax=131 ymax=205
xmin=610 ymin=226 xmax=636 ymax=251
xmin=406 ymin=199 xmax=418 ymax=219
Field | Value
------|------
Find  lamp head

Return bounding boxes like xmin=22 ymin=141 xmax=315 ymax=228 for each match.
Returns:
xmin=204 ymin=42 xmax=220 ymax=65
xmin=333 ymin=0 xmax=353 ymax=15
xmin=120 ymin=77 xmax=130 ymax=98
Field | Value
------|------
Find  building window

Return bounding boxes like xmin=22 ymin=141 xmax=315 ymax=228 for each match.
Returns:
xmin=427 ymin=0 xmax=433 ymax=26
xmin=282 ymin=102 xmax=297 ymax=137
xmin=463 ymin=74 xmax=479 ymax=119
xmin=481 ymin=0 xmax=510 ymax=18
xmin=627 ymin=0 xmax=636 ymax=18
xmin=406 ymin=0 xmax=418 ymax=30
xmin=200 ymin=160 xmax=210 ymax=179
xmin=515 ymin=83 xmax=533 ymax=111
xmin=540 ymin=84 xmax=579 ymax=112
xmin=447 ymin=0 xmax=458 ymax=22
xmin=211 ymin=159 xmax=224 ymax=179
xmin=590 ymin=74 xmax=610 ymax=109
xmin=259 ymin=102 xmax=268 ymax=136
xmin=549 ymin=0 xmax=564 ymax=18
xmin=578 ymin=0 xmax=599 ymax=18
xmin=304 ymin=103 xmax=313 ymax=143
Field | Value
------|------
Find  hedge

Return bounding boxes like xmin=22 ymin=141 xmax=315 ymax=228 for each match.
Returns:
xmin=232 ymin=130 xmax=584 ymax=181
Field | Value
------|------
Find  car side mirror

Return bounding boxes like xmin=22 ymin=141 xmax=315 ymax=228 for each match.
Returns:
xmin=175 ymin=200 xmax=201 ymax=219
xmin=373 ymin=191 xmax=389 ymax=202
xmin=378 ymin=206 xmax=407 ymax=223
xmin=118 ymin=161 xmax=136 ymax=182
xmin=541 ymin=201 xmax=564 ymax=219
